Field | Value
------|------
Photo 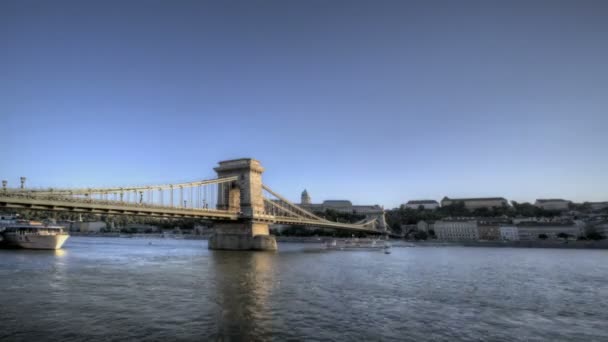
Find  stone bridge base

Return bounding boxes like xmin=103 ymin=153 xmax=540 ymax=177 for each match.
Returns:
xmin=208 ymin=221 xmax=277 ymax=251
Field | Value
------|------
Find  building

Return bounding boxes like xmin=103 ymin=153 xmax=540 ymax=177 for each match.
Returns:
xmin=477 ymin=222 xmax=501 ymax=241
xmin=516 ymin=222 xmax=582 ymax=240
xmin=500 ymin=226 xmax=519 ymax=241
xmin=404 ymin=200 xmax=439 ymax=210
xmin=401 ymin=224 xmax=417 ymax=234
xmin=441 ymin=197 xmax=508 ymax=210
xmin=534 ymin=199 xmax=571 ymax=211
xmin=589 ymin=202 xmax=608 ymax=211
xmin=434 ymin=220 xmax=479 ymax=241
xmin=597 ymin=222 xmax=608 ymax=237
xmin=299 ymin=190 xmax=383 ymax=215
xmin=417 ymin=220 xmax=434 ymax=233
xmin=300 ymin=189 xmax=311 ymax=205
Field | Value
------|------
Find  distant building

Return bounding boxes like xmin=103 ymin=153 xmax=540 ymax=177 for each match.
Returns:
xmin=516 ymin=222 xmax=582 ymax=240
xmin=405 ymin=200 xmax=439 ymax=210
xmin=299 ymin=190 xmax=383 ymax=215
xmin=589 ymin=202 xmax=608 ymax=211
xmin=594 ymin=222 xmax=608 ymax=237
xmin=534 ymin=199 xmax=571 ymax=211
xmin=401 ymin=224 xmax=417 ymax=234
xmin=500 ymin=226 xmax=519 ymax=241
xmin=417 ymin=220 xmax=434 ymax=233
xmin=434 ymin=220 xmax=478 ymax=241
xmin=300 ymin=189 xmax=311 ymax=205
xmin=512 ymin=216 xmax=569 ymax=225
xmin=477 ymin=222 xmax=501 ymax=241
xmin=441 ymin=197 xmax=508 ymax=210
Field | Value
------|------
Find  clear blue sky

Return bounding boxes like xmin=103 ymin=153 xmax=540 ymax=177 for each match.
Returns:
xmin=1 ymin=0 xmax=607 ymax=208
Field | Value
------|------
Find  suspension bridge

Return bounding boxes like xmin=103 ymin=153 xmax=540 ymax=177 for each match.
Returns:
xmin=0 ymin=158 xmax=388 ymax=250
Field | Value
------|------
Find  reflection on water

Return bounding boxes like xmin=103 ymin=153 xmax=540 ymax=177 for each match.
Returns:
xmin=54 ymin=249 xmax=67 ymax=257
xmin=210 ymin=251 xmax=276 ymax=340
xmin=1 ymin=237 xmax=607 ymax=341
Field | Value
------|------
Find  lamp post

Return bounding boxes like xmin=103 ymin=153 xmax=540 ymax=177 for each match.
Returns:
xmin=20 ymin=177 xmax=26 ymax=189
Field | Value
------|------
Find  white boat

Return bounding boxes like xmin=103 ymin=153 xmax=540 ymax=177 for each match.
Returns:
xmin=1 ymin=224 xmax=69 ymax=250
xmin=325 ymin=238 xmax=391 ymax=252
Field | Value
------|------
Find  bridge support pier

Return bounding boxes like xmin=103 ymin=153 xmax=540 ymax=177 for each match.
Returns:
xmin=208 ymin=221 xmax=277 ymax=251
xmin=209 ymin=158 xmax=277 ymax=251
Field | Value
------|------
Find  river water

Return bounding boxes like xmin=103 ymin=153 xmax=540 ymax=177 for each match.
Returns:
xmin=0 ymin=237 xmax=607 ymax=341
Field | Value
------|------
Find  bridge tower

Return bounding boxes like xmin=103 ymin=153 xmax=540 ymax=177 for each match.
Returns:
xmin=208 ymin=158 xmax=277 ymax=251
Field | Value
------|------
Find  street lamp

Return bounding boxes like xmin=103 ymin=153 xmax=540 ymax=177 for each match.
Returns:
xmin=20 ymin=177 xmax=26 ymax=189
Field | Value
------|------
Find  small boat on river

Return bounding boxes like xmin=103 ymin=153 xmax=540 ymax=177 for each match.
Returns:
xmin=325 ymin=238 xmax=391 ymax=252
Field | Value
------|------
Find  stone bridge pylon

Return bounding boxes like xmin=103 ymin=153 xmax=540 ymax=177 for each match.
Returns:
xmin=208 ymin=158 xmax=277 ymax=251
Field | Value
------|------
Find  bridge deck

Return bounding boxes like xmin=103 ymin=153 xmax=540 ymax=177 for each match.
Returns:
xmin=0 ymin=196 xmax=384 ymax=233
xmin=0 ymin=196 xmax=239 ymax=220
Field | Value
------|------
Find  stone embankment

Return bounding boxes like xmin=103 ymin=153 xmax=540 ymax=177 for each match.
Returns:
xmin=412 ymin=240 xmax=608 ymax=249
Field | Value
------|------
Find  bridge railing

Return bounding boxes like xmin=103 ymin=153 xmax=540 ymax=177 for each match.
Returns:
xmin=0 ymin=176 xmax=239 ymax=213
xmin=261 ymin=184 xmax=383 ymax=232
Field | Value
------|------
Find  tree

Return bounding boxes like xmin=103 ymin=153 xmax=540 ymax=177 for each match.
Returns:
xmin=585 ymin=227 xmax=606 ymax=240
xmin=556 ymin=232 xmax=571 ymax=240
xmin=587 ymin=231 xmax=605 ymax=240
xmin=413 ymin=231 xmax=428 ymax=240
xmin=538 ymin=233 xmax=548 ymax=240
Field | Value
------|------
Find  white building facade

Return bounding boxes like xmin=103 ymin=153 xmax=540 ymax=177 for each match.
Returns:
xmin=434 ymin=220 xmax=479 ymax=241
xmin=516 ymin=222 xmax=582 ymax=240
xmin=500 ymin=226 xmax=519 ymax=241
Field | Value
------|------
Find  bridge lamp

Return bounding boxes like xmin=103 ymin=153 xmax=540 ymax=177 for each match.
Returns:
xmin=2 ymin=180 xmax=6 ymax=191
xmin=20 ymin=177 xmax=26 ymax=189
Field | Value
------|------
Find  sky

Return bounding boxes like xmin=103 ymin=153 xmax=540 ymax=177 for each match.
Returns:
xmin=1 ymin=0 xmax=607 ymax=208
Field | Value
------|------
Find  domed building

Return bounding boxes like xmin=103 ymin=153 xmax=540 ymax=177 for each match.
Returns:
xmin=300 ymin=189 xmax=311 ymax=205
xmin=298 ymin=190 xmax=383 ymax=215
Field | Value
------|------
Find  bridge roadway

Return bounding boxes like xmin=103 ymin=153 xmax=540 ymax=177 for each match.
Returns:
xmin=0 ymin=195 xmax=238 ymax=220
xmin=0 ymin=195 xmax=383 ymax=234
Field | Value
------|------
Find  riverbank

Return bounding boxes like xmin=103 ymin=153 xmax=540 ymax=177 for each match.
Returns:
xmin=65 ymin=233 xmax=608 ymax=249
xmin=69 ymin=232 xmax=208 ymax=240
xmin=411 ymin=239 xmax=608 ymax=249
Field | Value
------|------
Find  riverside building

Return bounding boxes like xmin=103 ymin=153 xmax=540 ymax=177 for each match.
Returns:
xmin=434 ymin=220 xmax=479 ymax=241
xmin=516 ymin=222 xmax=582 ymax=240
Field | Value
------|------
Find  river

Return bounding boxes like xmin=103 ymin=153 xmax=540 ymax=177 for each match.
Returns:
xmin=0 ymin=237 xmax=607 ymax=341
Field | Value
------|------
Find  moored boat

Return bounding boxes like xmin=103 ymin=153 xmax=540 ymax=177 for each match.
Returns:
xmin=0 ymin=224 xmax=69 ymax=250
xmin=325 ymin=238 xmax=391 ymax=252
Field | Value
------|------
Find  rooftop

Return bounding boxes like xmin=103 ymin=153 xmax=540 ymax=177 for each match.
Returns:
xmin=442 ymin=197 xmax=507 ymax=202
xmin=517 ymin=221 xmax=575 ymax=227
xmin=322 ymin=200 xmax=353 ymax=206
xmin=406 ymin=200 xmax=439 ymax=204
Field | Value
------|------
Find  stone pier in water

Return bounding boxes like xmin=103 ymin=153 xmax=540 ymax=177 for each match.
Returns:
xmin=208 ymin=158 xmax=277 ymax=251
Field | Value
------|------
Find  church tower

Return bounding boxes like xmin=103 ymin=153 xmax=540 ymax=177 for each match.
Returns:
xmin=301 ymin=189 xmax=311 ymax=205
